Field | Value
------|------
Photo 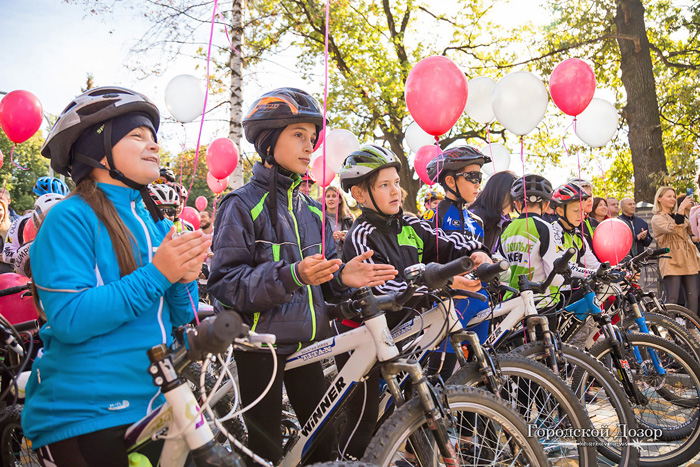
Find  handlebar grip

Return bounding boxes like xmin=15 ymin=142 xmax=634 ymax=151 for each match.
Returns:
xmin=553 ymin=248 xmax=576 ymax=274
xmin=0 ymin=284 xmax=31 ymax=299
xmin=423 ymin=257 xmax=474 ymax=290
xmin=651 ymin=247 xmax=670 ymax=257
xmin=475 ymin=260 xmax=509 ymax=283
xmin=188 ymin=312 xmax=245 ymax=356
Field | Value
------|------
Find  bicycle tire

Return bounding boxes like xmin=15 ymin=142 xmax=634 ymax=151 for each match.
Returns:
xmin=361 ymin=385 xmax=550 ymax=467
xmin=447 ymin=353 xmax=597 ymax=465
xmin=646 ymin=303 xmax=700 ymax=348
xmin=0 ymin=405 xmax=40 ymax=467
xmin=514 ymin=341 xmax=639 ymax=466
xmin=623 ymin=312 xmax=700 ymax=364
xmin=588 ymin=332 xmax=700 ymax=466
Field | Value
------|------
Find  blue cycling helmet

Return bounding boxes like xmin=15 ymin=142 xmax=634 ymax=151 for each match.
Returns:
xmin=33 ymin=177 xmax=69 ymax=196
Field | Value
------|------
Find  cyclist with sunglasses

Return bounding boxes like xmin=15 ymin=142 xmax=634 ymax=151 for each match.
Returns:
xmin=148 ymin=183 xmax=180 ymax=221
xmin=423 ymin=146 xmax=492 ymax=379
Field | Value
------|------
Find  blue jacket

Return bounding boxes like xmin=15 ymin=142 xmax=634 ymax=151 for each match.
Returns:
xmin=22 ymin=184 xmax=196 ymax=448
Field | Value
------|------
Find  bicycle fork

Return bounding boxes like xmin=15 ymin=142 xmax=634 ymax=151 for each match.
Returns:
xmin=381 ymin=360 xmax=460 ymax=466
xmin=626 ymin=292 xmax=666 ymax=376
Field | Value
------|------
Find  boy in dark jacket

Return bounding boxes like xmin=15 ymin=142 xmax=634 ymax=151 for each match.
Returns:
xmin=334 ymin=144 xmax=491 ymax=460
xmin=208 ymin=88 xmax=396 ymax=464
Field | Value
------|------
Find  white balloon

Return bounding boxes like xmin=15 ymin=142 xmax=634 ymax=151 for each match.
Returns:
xmin=480 ymin=143 xmax=511 ymax=176
xmin=492 ymin=71 xmax=549 ymax=136
xmin=164 ymin=74 xmax=206 ymax=123
xmin=575 ymin=98 xmax=619 ymax=148
xmin=465 ymin=77 xmax=496 ymax=124
xmin=405 ymin=121 xmax=434 ymax=153
xmin=325 ymin=129 xmax=360 ymax=172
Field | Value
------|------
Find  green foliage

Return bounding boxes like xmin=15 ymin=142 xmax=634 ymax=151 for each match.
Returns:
xmin=0 ymin=130 xmax=51 ymax=213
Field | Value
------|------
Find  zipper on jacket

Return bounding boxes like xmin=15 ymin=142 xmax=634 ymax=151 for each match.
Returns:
xmin=132 ymin=200 xmax=166 ymax=344
xmin=287 ymin=180 xmax=317 ymax=341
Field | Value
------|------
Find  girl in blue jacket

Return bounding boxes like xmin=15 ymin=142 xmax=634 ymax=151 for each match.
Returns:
xmin=22 ymin=86 xmax=210 ymax=466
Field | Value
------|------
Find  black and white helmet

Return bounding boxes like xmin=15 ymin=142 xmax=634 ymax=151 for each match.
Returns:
xmin=41 ymin=86 xmax=160 ymax=177
xmin=339 ymin=145 xmax=402 ymax=192
xmin=148 ymin=184 xmax=180 ymax=207
xmin=511 ymin=174 xmax=553 ymax=203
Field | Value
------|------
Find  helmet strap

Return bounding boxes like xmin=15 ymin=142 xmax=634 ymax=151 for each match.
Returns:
xmin=442 ymin=173 xmax=464 ymax=203
xmin=367 ymin=185 xmax=391 ymax=218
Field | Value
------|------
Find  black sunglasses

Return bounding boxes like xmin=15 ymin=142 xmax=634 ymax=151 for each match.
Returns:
xmin=161 ymin=208 xmax=177 ymax=217
xmin=454 ymin=171 xmax=483 ymax=184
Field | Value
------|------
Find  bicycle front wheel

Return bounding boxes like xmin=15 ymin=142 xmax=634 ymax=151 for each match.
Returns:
xmin=361 ymin=385 xmax=550 ymax=467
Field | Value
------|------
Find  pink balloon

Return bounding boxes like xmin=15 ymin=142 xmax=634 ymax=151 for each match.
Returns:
xmin=0 ymin=150 xmax=3 ymax=170
xmin=549 ymin=58 xmax=596 ymax=117
xmin=309 ymin=157 xmax=335 ymax=188
xmin=592 ymin=218 xmax=633 ymax=266
xmin=195 ymin=196 xmax=208 ymax=211
xmin=405 ymin=56 xmax=468 ymax=136
xmin=206 ymin=172 xmax=229 ymax=194
xmin=180 ymin=206 xmax=201 ymax=230
xmin=314 ymin=127 xmax=325 ymax=152
xmin=22 ymin=220 xmax=37 ymax=243
xmin=414 ymin=145 xmax=441 ymax=185
xmin=0 ymin=90 xmax=43 ymax=144
xmin=206 ymin=138 xmax=239 ymax=179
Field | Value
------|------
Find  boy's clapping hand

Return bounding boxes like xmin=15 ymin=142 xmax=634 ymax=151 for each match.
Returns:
xmin=298 ymin=254 xmax=341 ymax=285
xmin=341 ymin=250 xmax=398 ymax=288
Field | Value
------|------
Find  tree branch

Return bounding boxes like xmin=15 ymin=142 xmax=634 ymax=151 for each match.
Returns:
xmin=649 ymin=44 xmax=700 ymax=70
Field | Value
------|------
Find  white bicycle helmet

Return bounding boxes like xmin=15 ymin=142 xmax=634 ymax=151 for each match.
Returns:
xmin=148 ymin=184 xmax=180 ymax=207
xmin=32 ymin=193 xmax=65 ymax=228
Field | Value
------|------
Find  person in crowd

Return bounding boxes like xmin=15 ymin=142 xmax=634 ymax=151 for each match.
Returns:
xmin=0 ymin=189 xmax=19 ymax=220
xmin=651 ymin=186 xmax=699 ymax=315
xmin=607 ymin=197 xmax=620 ymax=217
xmin=337 ymin=143 xmax=490 ymax=460
xmin=199 ymin=209 xmax=214 ymax=234
xmin=0 ymin=195 xmax=13 ymax=273
xmin=22 ymin=86 xmax=208 ymax=466
xmin=421 ymin=189 xmax=443 ymax=215
xmin=501 ymin=174 xmax=562 ymax=307
xmin=690 ymin=173 xmax=700 ymax=243
xmin=324 ymin=185 xmax=354 ymax=247
xmin=148 ymin=183 xmax=180 ymax=221
xmin=33 ymin=176 xmax=70 ymax=197
xmin=208 ymin=88 xmax=397 ymax=465
xmin=567 ymin=177 xmax=598 ymax=258
xmin=171 ymin=183 xmax=194 ymax=232
xmin=618 ymin=198 xmax=653 ymax=256
xmin=470 ymin=170 xmax=517 ymax=254
xmin=155 ymin=165 xmax=176 ymax=184
xmin=590 ymin=197 xmax=609 ymax=224
xmin=298 ymin=172 xmax=316 ymax=196
xmin=542 ymin=203 xmax=559 ymax=223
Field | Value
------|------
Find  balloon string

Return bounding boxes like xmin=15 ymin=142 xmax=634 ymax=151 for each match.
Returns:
xmin=434 ymin=135 xmax=442 ymax=263
xmin=335 ymin=190 xmax=339 ymax=231
xmin=572 ymin=117 xmax=587 ymax=270
xmin=214 ymin=3 xmax=243 ymax=57
xmin=187 ymin=286 xmax=200 ymax=325
xmin=10 ymin=145 xmax=28 ymax=171
xmin=184 ymin=0 xmax=219 ymax=207
xmin=179 ymin=123 xmax=186 ymax=186
xmin=486 ymin=126 xmax=496 ymax=174
xmin=320 ymin=0 xmax=329 ymax=258
xmin=212 ymin=193 xmax=220 ymax=221
xmin=519 ymin=137 xmax=532 ymax=279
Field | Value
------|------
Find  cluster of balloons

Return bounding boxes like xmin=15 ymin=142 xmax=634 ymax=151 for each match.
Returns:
xmin=0 ymin=89 xmax=44 ymax=170
xmin=405 ymin=56 xmax=620 ymax=185
xmin=309 ymin=128 xmax=360 ymax=187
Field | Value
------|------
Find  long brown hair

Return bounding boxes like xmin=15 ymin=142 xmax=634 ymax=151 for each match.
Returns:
xmin=325 ymin=186 xmax=352 ymax=220
xmin=31 ymin=176 xmax=140 ymax=319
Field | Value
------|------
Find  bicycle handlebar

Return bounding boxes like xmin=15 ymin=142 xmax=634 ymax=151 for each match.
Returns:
xmin=185 ymin=312 xmax=276 ymax=360
xmin=0 ymin=284 xmax=30 ymax=299
xmin=423 ymin=257 xmax=474 ymax=290
xmin=475 ymin=260 xmax=509 ymax=283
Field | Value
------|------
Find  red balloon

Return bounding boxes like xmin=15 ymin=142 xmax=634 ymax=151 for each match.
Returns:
xmin=314 ymin=127 xmax=325 ymax=152
xmin=0 ymin=90 xmax=44 ymax=144
xmin=309 ymin=157 xmax=335 ymax=188
xmin=405 ymin=56 xmax=468 ymax=136
xmin=206 ymin=138 xmax=239 ymax=179
xmin=549 ymin=58 xmax=596 ymax=117
xmin=592 ymin=218 xmax=633 ymax=266
xmin=195 ymin=196 xmax=208 ymax=211
xmin=414 ymin=145 xmax=441 ymax=185
xmin=22 ymin=220 xmax=37 ymax=243
xmin=0 ymin=273 xmax=39 ymax=325
xmin=206 ymin=172 xmax=229 ymax=194
xmin=180 ymin=206 xmax=201 ymax=230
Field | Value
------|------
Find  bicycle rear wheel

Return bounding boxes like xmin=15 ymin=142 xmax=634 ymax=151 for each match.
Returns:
xmin=361 ymin=385 xmax=550 ymax=466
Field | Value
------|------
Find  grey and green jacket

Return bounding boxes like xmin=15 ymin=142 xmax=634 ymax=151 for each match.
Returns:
xmin=209 ymin=163 xmax=346 ymax=354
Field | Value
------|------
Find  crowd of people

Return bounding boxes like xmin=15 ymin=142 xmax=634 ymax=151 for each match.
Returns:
xmin=1 ymin=83 xmax=698 ymax=466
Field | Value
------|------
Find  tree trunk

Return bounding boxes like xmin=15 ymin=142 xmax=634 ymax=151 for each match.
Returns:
xmin=386 ymin=134 xmax=420 ymax=214
xmin=614 ymin=0 xmax=666 ymax=203
xmin=228 ymin=0 xmax=245 ymax=190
